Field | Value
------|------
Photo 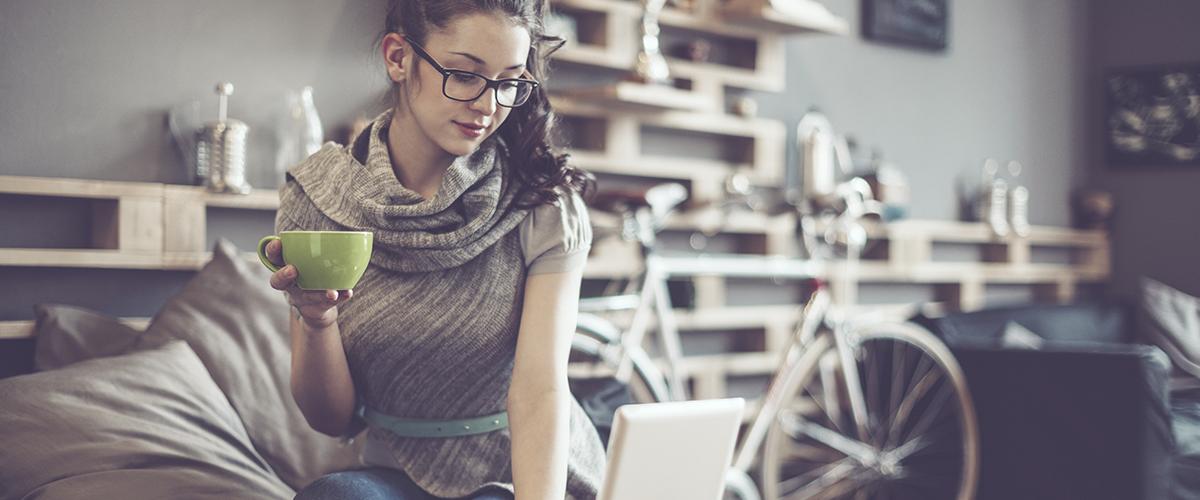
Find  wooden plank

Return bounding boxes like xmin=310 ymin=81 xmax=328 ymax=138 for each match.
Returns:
xmin=551 ymin=45 xmax=630 ymax=71
xmin=881 ymin=219 xmax=1106 ymax=247
xmin=1033 ymin=276 xmax=1077 ymax=304
xmin=171 ymin=186 xmax=280 ymax=210
xmin=567 ymin=150 xmax=737 ymax=181
xmin=554 ymin=82 xmax=715 ymax=112
xmin=670 ymin=58 xmax=782 ymax=92
xmin=605 ymin=116 xmax=640 ymax=158
xmin=92 ymin=196 xmax=164 ymax=252
xmin=0 ymin=318 xmax=151 ymax=339
xmin=690 ymin=368 xmax=728 ymax=400
xmin=162 ymin=194 xmax=208 ymax=253
xmin=0 ymin=175 xmax=162 ymax=199
xmin=553 ymin=96 xmax=783 ymax=139
xmin=719 ymin=0 xmax=850 ymax=35
xmin=0 ymin=316 xmax=154 ymax=338
xmin=119 ymin=196 xmax=164 ymax=252
xmin=693 ymin=275 xmax=726 ymax=309
xmin=0 ymin=249 xmax=165 ymax=269
xmin=677 ymin=351 xmax=776 ymax=376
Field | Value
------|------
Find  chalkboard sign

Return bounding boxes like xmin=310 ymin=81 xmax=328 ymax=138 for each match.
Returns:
xmin=862 ymin=0 xmax=949 ymax=51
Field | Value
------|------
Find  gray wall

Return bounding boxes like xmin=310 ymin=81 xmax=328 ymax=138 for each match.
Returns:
xmin=0 ymin=0 xmax=390 ymax=186
xmin=1086 ymin=0 xmax=1200 ymax=299
xmin=752 ymin=0 xmax=1090 ymax=226
xmin=0 ymin=0 xmax=1093 ymax=319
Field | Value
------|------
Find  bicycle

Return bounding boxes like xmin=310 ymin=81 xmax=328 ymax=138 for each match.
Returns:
xmin=569 ymin=182 xmax=980 ymax=500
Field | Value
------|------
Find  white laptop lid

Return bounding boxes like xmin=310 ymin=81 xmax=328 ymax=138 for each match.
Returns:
xmin=599 ymin=398 xmax=745 ymax=500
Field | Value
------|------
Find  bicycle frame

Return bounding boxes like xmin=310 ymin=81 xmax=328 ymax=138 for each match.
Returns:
xmin=579 ymin=206 xmax=885 ymax=468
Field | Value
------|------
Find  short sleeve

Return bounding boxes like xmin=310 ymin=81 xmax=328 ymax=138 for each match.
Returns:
xmin=520 ymin=189 xmax=593 ymax=275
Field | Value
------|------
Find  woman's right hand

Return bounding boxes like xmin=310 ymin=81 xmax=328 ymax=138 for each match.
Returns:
xmin=263 ymin=239 xmax=354 ymax=330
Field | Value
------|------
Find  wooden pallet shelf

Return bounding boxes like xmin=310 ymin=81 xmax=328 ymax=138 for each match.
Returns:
xmin=0 ymin=318 xmax=152 ymax=340
xmin=719 ymin=0 xmax=850 ymax=34
xmin=554 ymin=81 xmax=717 ymax=112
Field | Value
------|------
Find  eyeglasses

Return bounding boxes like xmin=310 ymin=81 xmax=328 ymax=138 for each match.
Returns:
xmin=402 ymin=35 xmax=540 ymax=108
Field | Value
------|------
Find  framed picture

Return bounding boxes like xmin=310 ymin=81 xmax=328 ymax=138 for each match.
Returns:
xmin=862 ymin=0 xmax=949 ymax=51
xmin=1106 ymin=64 xmax=1200 ymax=167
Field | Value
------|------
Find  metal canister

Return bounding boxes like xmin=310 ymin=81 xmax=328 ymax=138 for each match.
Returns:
xmin=194 ymin=82 xmax=251 ymax=194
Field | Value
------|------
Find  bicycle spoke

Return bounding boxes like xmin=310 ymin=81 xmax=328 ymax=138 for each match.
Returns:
xmin=884 ymin=364 xmax=942 ymax=450
xmin=886 ymin=340 xmax=908 ymax=437
xmin=900 ymin=381 xmax=956 ymax=448
xmin=863 ymin=340 xmax=882 ymax=447
xmin=777 ymin=457 xmax=852 ymax=497
xmin=802 ymin=379 xmax=845 ymax=435
xmin=764 ymin=324 xmax=978 ymax=500
xmin=780 ymin=459 xmax=857 ymax=500
xmin=783 ymin=415 xmax=877 ymax=464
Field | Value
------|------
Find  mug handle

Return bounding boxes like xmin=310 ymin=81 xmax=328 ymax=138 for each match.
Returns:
xmin=257 ymin=235 xmax=282 ymax=273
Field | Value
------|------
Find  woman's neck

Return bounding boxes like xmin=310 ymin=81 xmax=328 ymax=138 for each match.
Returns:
xmin=386 ymin=110 xmax=453 ymax=201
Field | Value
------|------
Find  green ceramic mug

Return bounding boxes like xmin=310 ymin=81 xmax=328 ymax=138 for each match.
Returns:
xmin=257 ymin=231 xmax=374 ymax=290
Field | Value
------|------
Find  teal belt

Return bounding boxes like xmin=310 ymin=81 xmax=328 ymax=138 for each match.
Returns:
xmin=359 ymin=407 xmax=509 ymax=438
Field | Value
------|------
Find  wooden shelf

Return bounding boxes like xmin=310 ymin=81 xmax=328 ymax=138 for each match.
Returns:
xmin=162 ymin=185 xmax=280 ymax=210
xmin=866 ymin=219 xmax=1107 ymax=247
xmin=0 ymin=249 xmax=165 ymax=270
xmin=0 ymin=175 xmax=163 ymax=199
xmin=719 ymin=0 xmax=850 ymax=35
xmin=554 ymin=82 xmax=715 ymax=112
xmin=0 ymin=318 xmax=151 ymax=339
xmin=0 ymin=176 xmax=280 ymax=211
xmin=551 ymin=45 xmax=630 ymax=71
xmin=553 ymin=96 xmax=780 ymax=139
xmin=569 ymin=150 xmax=749 ymax=182
xmin=0 ymin=248 xmax=260 ymax=271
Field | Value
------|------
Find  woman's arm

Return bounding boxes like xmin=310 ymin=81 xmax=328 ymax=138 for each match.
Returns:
xmin=508 ymin=268 xmax=585 ymax=500
xmin=289 ymin=310 xmax=358 ymax=437
xmin=265 ymin=239 xmax=358 ymax=437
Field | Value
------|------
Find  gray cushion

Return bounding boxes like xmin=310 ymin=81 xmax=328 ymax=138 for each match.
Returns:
xmin=0 ymin=341 xmax=294 ymax=499
xmin=1141 ymin=277 xmax=1200 ymax=378
xmin=135 ymin=239 xmax=362 ymax=490
xmin=32 ymin=303 xmax=142 ymax=371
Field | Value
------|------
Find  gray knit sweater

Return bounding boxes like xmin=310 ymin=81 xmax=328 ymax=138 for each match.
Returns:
xmin=276 ymin=111 xmax=604 ymax=498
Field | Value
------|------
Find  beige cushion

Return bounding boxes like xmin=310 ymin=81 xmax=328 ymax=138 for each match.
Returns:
xmin=135 ymin=239 xmax=362 ymax=490
xmin=0 ymin=341 xmax=294 ymax=499
xmin=32 ymin=304 xmax=142 ymax=371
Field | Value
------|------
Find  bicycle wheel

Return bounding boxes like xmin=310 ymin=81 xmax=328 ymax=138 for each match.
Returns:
xmin=761 ymin=322 xmax=979 ymax=500
xmin=569 ymin=318 xmax=671 ymax=404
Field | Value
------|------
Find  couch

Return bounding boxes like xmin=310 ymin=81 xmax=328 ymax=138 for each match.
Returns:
xmin=0 ymin=241 xmax=364 ymax=499
xmin=918 ymin=299 xmax=1200 ymax=500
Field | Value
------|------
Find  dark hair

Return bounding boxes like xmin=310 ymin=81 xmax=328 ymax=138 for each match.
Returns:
xmin=381 ymin=0 xmax=594 ymax=208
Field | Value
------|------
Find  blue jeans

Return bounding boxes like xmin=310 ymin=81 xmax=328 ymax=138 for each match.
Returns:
xmin=294 ymin=467 xmax=514 ymax=500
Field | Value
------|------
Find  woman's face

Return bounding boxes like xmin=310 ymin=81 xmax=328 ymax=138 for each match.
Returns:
xmin=387 ymin=13 xmax=532 ymax=158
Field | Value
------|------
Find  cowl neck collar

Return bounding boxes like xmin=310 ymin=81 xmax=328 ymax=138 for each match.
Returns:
xmin=285 ymin=110 xmax=529 ymax=272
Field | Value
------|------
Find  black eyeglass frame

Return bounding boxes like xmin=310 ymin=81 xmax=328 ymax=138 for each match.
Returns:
xmin=402 ymin=35 xmax=540 ymax=108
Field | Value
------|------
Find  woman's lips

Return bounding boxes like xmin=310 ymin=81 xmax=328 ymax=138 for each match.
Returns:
xmin=454 ymin=121 xmax=485 ymax=138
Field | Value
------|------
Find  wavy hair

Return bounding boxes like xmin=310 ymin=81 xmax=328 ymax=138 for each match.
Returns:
xmin=380 ymin=0 xmax=595 ymax=208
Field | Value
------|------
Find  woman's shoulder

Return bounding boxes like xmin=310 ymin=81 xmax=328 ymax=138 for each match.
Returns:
xmin=518 ymin=188 xmax=593 ymax=274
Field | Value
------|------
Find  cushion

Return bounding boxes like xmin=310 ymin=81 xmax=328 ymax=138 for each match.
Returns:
xmin=134 ymin=239 xmax=362 ymax=490
xmin=32 ymin=303 xmax=142 ymax=371
xmin=1140 ymin=277 xmax=1200 ymax=378
xmin=0 ymin=341 xmax=294 ymax=499
xmin=923 ymin=301 xmax=1131 ymax=346
xmin=1000 ymin=321 xmax=1045 ymax=349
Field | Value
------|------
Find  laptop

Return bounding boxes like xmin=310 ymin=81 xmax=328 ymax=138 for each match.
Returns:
xmin=598 ymin=398 xmax=745 ymax=500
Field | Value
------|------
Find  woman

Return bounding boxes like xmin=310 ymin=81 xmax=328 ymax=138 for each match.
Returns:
xmin=261 ymin=1 xmax=604 ymax=498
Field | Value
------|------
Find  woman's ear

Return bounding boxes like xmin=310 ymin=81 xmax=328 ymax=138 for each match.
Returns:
xmin=382 ymin=33 xmax=408 ymax=82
